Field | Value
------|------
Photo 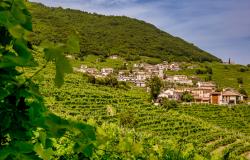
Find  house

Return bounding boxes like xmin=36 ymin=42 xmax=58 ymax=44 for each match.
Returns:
xmin=135 ymin=71 xmax=151 ymax=81
xmin=197 ymin=82 xmax=216 ymax=90
xmin=143 ymin=64 xmax=156 ymax=73
xmin=109 ymin=55 xmax=118 ymax=59
xmin=191 ymin=87 xmax=214 ymax=103
xmin=210 ymin=89 xmax=245 ymax=105
xmin=158 ymin=88 xmax=189 ymax=101
xmin=158 ymin=89 xmax=177 ymax=100
xmin=135 ymin=80 xmax=146 ymax=87
xmin=169 ymin=63 xmax=181 ymax=71
xmin=73 ymin=65 xmax=88 ymax=73
xmin=101 ymin=68 xmax=114 ymax=76
xmin=86 ymin=68 xmax=98 ymax=75
xmin=165 ymin=75 xmax=193 ymax=85
xmin=118 ymin=75 xmax=135 ymax=82
xmin=66 ymin=55 xmax=75 ymax=59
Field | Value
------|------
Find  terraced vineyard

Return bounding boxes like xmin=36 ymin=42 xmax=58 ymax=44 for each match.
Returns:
xmin=37 ymin=68 xmax=250 ymax=160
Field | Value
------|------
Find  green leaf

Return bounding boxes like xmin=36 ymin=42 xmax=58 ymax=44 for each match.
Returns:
xmin=132 ymin=143 xmax=144 ymax=155
xmin=0 ymin=147 xmax=12 ymax=160
xmin=14 ymin=141 xmax=34 ymax=154
xmin=14 ymin=39 xmax=33 ymax=60
xmin=34 ymin=143 xmax=53 ymax=160
xmin=43 ymin=43 xmax=72 ymax=87
xmin=0 ymin=11 xmax=10 ymax=25
xmin=8 ymin=25 xmax=25 ymax=39
xmin=83 ymin=143 xmax=94 ymax=157
xmin=11 ymin=2 xmax=26 ymax=25
xmin=66 ymin=34 xmax=80 ymax=53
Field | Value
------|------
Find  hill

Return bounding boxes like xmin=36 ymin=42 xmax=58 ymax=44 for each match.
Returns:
xmin=27 ymin=2 xmax=221 ymax=62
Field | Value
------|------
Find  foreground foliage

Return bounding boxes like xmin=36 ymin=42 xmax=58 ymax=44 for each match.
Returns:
xmin=0 ymin=0 xmax=96 ymax=159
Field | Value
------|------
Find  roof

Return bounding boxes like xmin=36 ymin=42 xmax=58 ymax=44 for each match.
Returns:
xmin=222 ymin=90 xmax=241 ymax=96
xmin=211 ymin=92 xmax=221 ymax=95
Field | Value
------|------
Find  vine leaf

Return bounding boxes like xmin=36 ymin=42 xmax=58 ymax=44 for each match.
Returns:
xmin=67 ymin=34 xmax=80 ymax=53
xmin=42 ymin=42 xmax=73 ymax=87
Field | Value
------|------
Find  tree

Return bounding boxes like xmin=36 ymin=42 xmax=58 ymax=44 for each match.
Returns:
xmin=146 ymin=76 xmax=163 ymax=101
xmin=237 ymin=77 xmax=243 ymax=84
xmin=247 ymin=64 xmax=250 ymax=68
xmin=239 ymin=88 xmax=248 ymax=98
xmin=181 ymin=91 xmax=194 ymax=102
xmin=161 ymin=98 xmax=178 ymax=110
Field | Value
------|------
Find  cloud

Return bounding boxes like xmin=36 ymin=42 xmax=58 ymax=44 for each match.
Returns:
xmin=30 ymin=0 xmax=250 ymax=64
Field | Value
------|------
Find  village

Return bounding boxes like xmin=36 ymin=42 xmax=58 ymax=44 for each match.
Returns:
xmin=73 ymin=55 xmax=248 ymax=106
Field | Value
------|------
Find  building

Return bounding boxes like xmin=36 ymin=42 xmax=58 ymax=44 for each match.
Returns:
xmin=135 ymin=71 xmax=151 ymax=81
xmin=73 ymin=65 xmax=88 ymax=73
xmin=210 ymin=89 xmax=245 ymax=105
xmin=197 ymin=82 xmax=216 ymax=89
xmin=135 ymin=81 xmax=146 ymax=87
xmin=166 ymin=75 xmax=193 ymax=85
xmin=101 ymin=68 xmax=114 ymax=76
xmin=109 ymin=55 xmax=118 ymax=59
xmin=86 ymin=68 xmax=98 ymax=75
xmin=169 ymin=63 xmax=181 ymax=71
xmin=191 ymin=87 xmax=214 ymax=103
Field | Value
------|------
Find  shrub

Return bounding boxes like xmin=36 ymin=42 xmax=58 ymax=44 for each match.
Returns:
xmin=119 ymin=111 xmax=138 ymax=128
xmin=237 ymin=77 xmax=243 ymax=84
xmin=161 ymin=98 xmax=178 ymax=110
xmin=239 ymin=67 xmax=248 ymax=72
xmin=181 ymin=91 xmax=194 ymax=102
xmin=239 ymin=88 xmax=248 ymax=98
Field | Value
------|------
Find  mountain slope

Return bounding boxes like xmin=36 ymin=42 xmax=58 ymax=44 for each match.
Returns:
xmin=28 ymin=2 xmax=221 ymax=62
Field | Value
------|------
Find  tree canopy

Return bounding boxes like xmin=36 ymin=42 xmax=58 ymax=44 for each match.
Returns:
xmin=28 ymin=2 xmax=221 ymax=63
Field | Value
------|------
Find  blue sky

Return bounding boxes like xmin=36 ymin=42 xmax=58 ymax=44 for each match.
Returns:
xmin=30 ymin=0 xmax=250 ymax=64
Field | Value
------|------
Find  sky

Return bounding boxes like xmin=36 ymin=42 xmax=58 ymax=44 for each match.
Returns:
xmin=30 ymin=0 xmax=250 ymax=65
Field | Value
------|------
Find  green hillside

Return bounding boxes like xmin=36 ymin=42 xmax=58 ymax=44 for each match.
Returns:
xmin=27 ymin=2 xmax=221 ymax=62
xmin=35 ymin=62 xmax=250 ymax=160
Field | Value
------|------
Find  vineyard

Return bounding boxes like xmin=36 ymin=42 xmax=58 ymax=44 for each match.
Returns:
xmin=37 ymin=66 xmax=250 ymax=160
